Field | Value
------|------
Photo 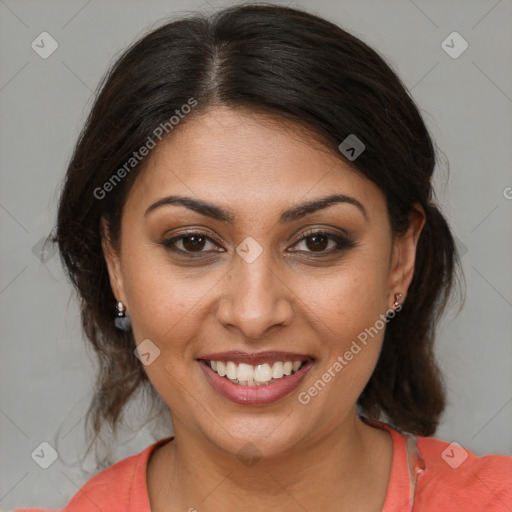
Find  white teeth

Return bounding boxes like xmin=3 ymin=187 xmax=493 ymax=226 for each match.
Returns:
xmin=226 ymin=361 xmax=237 ymax=380
xmin=207 ymin=358 xmax=308 ymax=385
xmin=217 ymin=361 xmax=226 ymax=377
xmin=237 ymin=363 xmax=254 ymax=382
xmin=272 ymin=362 xmax=284 ymax=378
xmin=254 ymin=364 xmax=272 ymax=382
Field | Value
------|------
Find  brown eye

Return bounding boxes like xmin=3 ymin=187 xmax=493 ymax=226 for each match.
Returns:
xmin=290 ymin=230 xmax=356 ymax=255
xmin=181 ymin=234 xmax=207 ymax=252
xmin=162 ymin=232 xmax=221 ymax=255
xmin=304 ymin=234 xmax=330 ymax=252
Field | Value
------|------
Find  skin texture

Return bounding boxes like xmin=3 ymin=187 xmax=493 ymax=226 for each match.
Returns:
xmin=101 ymin=107 xmax=425 ymax=511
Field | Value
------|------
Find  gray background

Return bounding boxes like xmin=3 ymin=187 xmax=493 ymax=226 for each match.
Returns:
xmin=1 ymin=0 xmax=511 ymax=508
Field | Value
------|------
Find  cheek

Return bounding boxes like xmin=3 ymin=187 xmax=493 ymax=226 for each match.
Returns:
xmin=125 ymin=272 xmax=203 ymax=352
xmin=300 ymin=249 xmax=390 ymax=401
xmin=121 ymin=260 xmax=210 ymax=407
xmin=119 ymin=242 xmax=207 ymax=353
xmin=304 ymin=251 xmax=389 ymax=341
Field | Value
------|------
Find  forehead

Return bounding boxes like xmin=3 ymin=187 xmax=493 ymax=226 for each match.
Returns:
xmin=124 ymin=107 xmax=385 ymax=219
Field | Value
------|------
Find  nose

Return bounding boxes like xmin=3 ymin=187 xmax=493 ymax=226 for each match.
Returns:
xmin=216 ymin=248 xmax=295 ymax=340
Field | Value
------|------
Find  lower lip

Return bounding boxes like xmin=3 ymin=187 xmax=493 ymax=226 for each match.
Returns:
xmin=198 ymin=359 xmax=314 ymax=405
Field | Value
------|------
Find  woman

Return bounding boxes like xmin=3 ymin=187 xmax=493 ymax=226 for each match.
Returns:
xmin=16 ymin=4 xmax=512 ymax=511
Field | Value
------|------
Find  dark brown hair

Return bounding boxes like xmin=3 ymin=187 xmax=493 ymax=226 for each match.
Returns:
xmin=51 ymin=3 xmax=463 ymax=456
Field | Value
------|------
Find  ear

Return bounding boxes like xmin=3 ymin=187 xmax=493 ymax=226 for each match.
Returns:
xmin=100 ymin=217 xmax=127 ymax=306
xmin=388 ymin=204 xmax=425 ymax=305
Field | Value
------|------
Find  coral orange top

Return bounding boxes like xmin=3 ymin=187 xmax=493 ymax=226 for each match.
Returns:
xmin=14 ymin=419 xmax=512 ymax=511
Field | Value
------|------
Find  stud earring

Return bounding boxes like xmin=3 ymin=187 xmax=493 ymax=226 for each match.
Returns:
xmin=114 ymin=300 xmax=131 ymax=331
xmin=392 ymin=293 xmax=403 ymax=310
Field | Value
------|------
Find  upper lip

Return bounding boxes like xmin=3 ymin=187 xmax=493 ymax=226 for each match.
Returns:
xmin=197 ymin=351 xmax=315 ymax=366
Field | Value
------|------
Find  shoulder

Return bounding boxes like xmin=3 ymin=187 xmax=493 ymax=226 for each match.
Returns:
xmin=12 ymin=437 xmax=172 ymax=512
xmin=413 ymin=435 xmax=512 ymax=511
xmin=63 ymin=449 xmax=143 ymax=510
xmin=11 ymin=454 xmax=141 ymax=512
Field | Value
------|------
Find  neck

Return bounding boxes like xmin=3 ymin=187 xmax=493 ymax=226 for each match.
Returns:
xmin=147 ymin=412 xmax=393 ymax=512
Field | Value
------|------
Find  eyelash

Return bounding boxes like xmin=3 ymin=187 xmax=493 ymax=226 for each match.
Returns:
xmin=161 ymin=229 xmax=356 ymax=258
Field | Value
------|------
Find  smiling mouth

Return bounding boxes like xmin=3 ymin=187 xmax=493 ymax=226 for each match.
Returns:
xmin=199 ymin=358 xmax=313 ymax=386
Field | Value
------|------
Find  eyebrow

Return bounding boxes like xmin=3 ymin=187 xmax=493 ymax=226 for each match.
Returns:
xmin=144 ymin=193 xmax=368 ymax=223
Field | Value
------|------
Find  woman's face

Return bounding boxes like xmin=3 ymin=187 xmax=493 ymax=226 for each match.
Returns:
xmin=102 ymin=107 xmax=424 ymax=457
